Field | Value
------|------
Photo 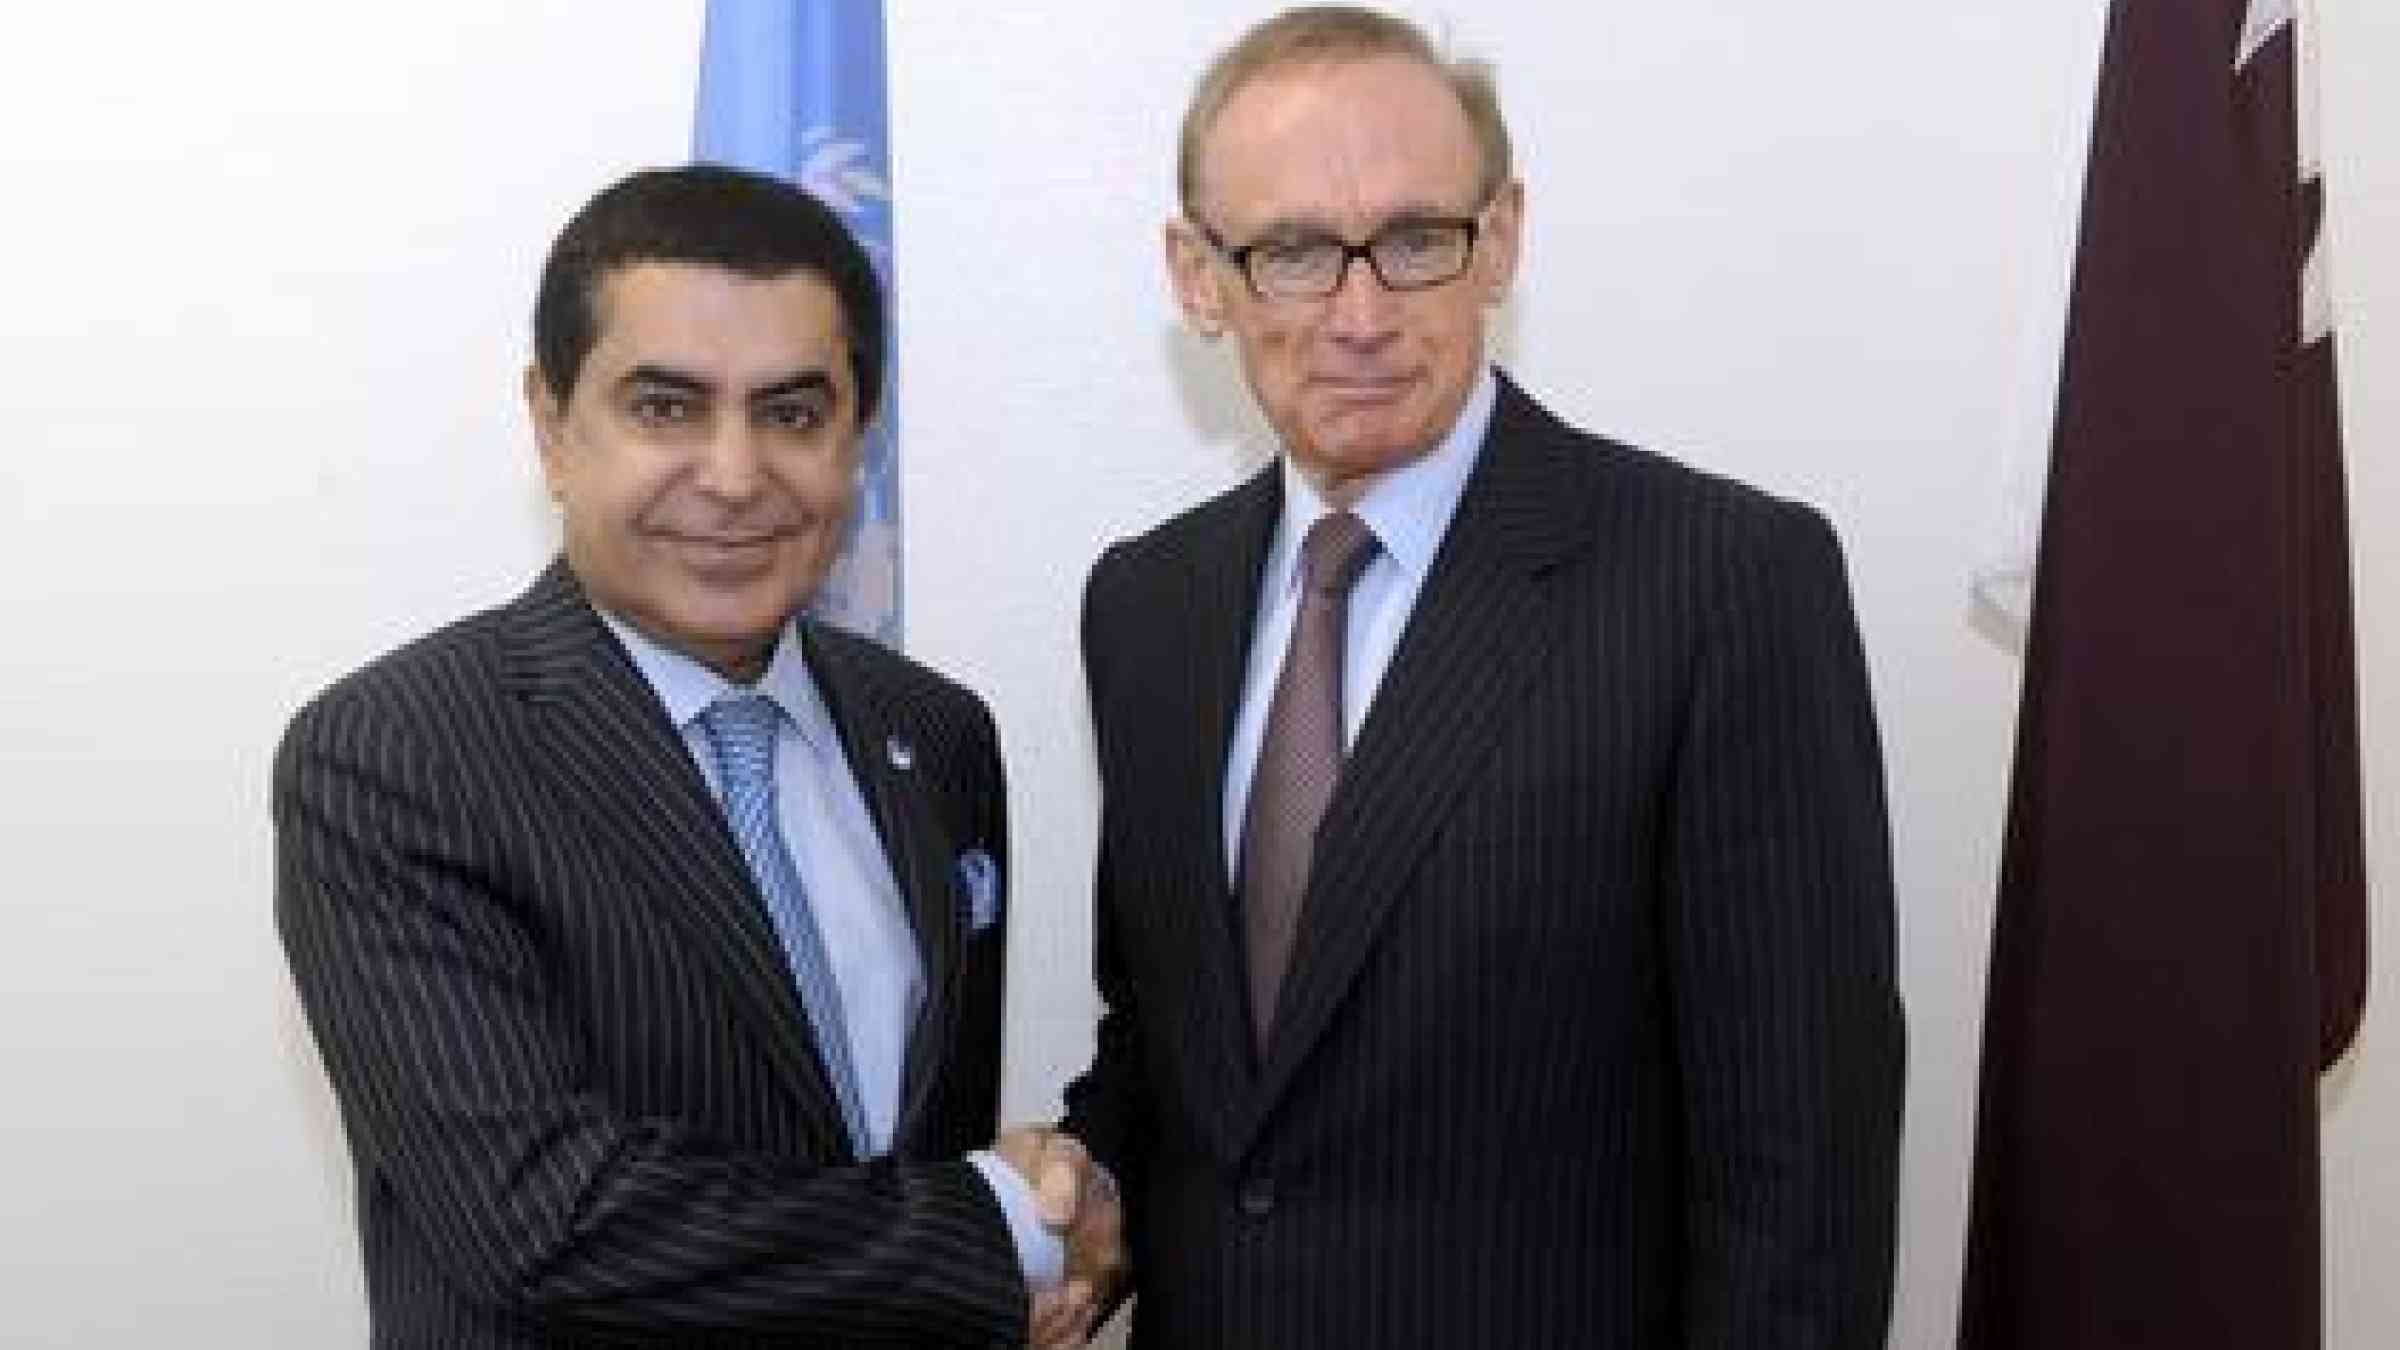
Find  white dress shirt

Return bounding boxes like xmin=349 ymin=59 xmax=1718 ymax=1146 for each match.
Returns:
xmin=1223 ymin=366 xmax=1498 ymax=882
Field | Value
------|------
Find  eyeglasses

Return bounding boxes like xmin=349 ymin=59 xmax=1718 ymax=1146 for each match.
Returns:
xmin=1197 ymin=213 xmax=1482 ymax=301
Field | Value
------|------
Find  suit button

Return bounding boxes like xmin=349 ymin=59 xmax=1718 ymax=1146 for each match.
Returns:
xmin=1237 ymin=1177 xmax=1276 ymax=1217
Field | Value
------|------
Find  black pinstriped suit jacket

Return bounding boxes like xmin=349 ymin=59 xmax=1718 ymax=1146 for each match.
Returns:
xmin=275 ymin=561 xmax=1025 ymax=1348
xmin=1065 ymin=374 xmax=1904 ymax=1349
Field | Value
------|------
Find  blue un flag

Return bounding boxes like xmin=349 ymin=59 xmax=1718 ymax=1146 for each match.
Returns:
xmin=694 ymin=0 xmax=903 ymax=646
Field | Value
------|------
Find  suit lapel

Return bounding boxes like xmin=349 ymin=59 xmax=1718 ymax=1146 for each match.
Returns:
xmin=1239 ymin=379 xmax=1598 ymax=1146
xmin=1172 ymin=466 xmax=1283 ymax=1138
xmin=499 ymin=562 xmax=853 ymax=1156
xmin=801 ymin=624 xmax=961 ymax=1147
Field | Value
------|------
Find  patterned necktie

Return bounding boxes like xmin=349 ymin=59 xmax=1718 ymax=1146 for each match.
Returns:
xmin=700 ymin=693 xmax=869 ymax=1153
xmin=1239 ymin=510 xmax=1380 ymax=1051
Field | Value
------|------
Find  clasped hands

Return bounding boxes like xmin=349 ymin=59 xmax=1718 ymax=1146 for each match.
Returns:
xmin=995 ymin=1125 xmax=1125 ymax=1349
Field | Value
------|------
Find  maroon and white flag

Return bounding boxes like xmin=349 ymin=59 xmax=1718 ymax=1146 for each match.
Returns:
xmin=1958 ymin=2 xmax=2367 ymax=1347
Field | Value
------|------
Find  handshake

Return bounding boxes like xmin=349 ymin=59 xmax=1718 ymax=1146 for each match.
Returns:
xmin=994 ymin=1126 xmax=1127 ymax=1349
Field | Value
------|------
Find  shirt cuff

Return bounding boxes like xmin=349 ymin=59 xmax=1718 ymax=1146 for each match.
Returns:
xmin=967 ymin=1150 xmax=1066 ymax=1290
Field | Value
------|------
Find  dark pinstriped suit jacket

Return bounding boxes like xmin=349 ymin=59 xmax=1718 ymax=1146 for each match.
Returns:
xmin=275 ymin=561 xmax=1025 ymax=1348
xmin=1065 ymin=374 xmax=1904 ymax=1349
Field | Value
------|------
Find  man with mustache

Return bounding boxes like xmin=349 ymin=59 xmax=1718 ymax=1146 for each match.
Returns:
xmin=276 ymin=165 xmax=1114 ymax=1347
xmin=1056 ymin=7 xmax=1905 ymax=1346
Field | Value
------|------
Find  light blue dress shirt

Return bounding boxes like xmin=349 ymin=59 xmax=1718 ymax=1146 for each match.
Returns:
xmin=1223 ymin=367 xmax=1498 ymax=881
xmin=602 ymin=612 xmax=1062 ymax=1289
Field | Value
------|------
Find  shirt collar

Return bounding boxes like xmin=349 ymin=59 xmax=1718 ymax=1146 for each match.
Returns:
xmin=598 ymin=609 xmax=837 ymax=753
xmin=1270 ymin=364 xmax=1496 ymax=593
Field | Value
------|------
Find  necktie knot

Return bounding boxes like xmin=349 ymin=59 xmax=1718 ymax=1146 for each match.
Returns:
xmin=700 ymin=693 xmax=783 ymax=794
xmin=1300 ymin=510 xmax=1379 ymax=599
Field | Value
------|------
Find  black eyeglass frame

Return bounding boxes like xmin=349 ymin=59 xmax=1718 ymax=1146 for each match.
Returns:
xmin=1194 ymin=211 xmax=1486 ymax=301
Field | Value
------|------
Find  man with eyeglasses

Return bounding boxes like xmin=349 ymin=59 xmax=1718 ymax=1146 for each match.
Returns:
xmin=1048 ymin=6 xmax=1904 ymax=1346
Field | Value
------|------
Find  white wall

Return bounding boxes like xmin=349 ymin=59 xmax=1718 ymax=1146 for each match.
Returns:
xmin=1 ymin=3 xmax=2390 ymax=1345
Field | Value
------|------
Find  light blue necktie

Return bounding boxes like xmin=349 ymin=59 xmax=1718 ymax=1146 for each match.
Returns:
xmin=700 ymin=693 xmax=869 ymax=1154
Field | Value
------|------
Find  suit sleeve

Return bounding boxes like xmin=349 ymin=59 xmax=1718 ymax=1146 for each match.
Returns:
xmin=273 ymin=685 xmax=1025 ymax=1346
xmin=1666 ymin=502 xmax=1905 ymax=1350
xmin=1059 ymin=542 xmax=1155 ymax=1234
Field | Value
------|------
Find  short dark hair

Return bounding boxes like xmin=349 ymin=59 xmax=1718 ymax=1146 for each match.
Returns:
xmin=532 ymin=164 xmax=887 ymax=424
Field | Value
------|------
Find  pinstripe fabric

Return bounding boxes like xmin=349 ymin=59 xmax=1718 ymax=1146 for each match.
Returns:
xmin=275 ymin=560 xmax=1024 ymax=1348
xmin=1064 ymin=374 xmax=1904 ymax=1349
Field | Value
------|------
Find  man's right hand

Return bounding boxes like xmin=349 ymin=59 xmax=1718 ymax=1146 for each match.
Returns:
xmin=994 ymin=1127 xmax=1125 ymax=1348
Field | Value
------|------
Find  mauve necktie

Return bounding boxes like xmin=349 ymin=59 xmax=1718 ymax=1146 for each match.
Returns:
xmin=700 ymin=693 xmax=870 ymax=1153
xmin=1239 ymin=510 xmax=1380 ymax=1050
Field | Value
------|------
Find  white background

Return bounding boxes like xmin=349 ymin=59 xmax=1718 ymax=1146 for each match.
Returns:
xmin=0 ymin=3 xmax=2391 ymax=1346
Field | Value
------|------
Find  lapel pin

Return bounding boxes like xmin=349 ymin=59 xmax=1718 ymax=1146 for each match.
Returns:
xmin=885 ymin=734 xmax=915 ymax=771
